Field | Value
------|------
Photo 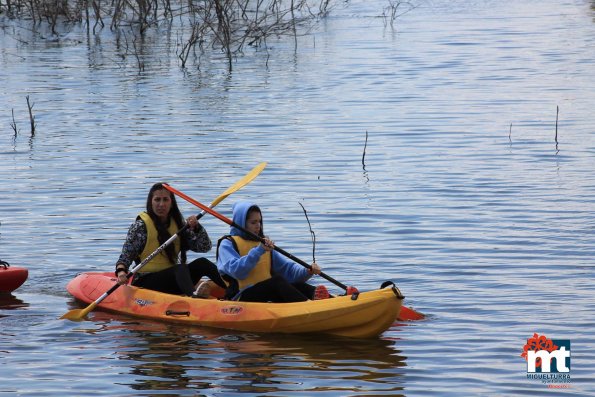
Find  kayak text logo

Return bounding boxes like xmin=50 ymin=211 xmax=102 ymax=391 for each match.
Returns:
xmin=521 ymin=333 xmax=571 ymax=388
xmin=221 ymin=305 xmax=243 ymax=315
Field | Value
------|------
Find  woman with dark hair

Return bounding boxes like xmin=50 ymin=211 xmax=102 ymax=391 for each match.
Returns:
xmin=216 ymin=200 xmax=329 ymax=302
xmin=114 ymin=182 xmax=226 ymax=297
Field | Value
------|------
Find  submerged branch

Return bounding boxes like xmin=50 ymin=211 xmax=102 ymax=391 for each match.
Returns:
xmin=298 ymin=202 xmax=316 ymax=263
xmin=26 ymin=95 xmax=35 ymax=136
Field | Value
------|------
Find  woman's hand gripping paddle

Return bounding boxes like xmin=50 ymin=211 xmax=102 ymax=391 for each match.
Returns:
xmin=60 ymin=162 xmax=267 ymax=321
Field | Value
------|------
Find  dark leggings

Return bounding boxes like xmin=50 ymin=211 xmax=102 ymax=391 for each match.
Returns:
xmin=238 ymin=275 xmax=316 ymax=303
xmin=132 ymin=258 xmax=227 ymax=296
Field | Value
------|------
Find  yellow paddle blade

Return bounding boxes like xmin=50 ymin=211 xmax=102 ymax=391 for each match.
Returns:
xmin=60 ymin=302 xmax=98 ymax=321
xmin=210 ymin=162 xmax=267 ymax=207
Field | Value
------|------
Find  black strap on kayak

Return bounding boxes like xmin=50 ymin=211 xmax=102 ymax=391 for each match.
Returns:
xmin=0 ymin=260 xmax=9 ymax=269
xmin=381 ymin=280 xmax=405 ymax=299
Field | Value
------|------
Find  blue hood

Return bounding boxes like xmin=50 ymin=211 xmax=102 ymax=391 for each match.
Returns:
xmin=230 ymin=200 xmax=263 ymax=240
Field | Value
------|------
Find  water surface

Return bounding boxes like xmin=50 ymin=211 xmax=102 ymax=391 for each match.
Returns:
xmin=1 ymin=0 xmax=594 ymax=395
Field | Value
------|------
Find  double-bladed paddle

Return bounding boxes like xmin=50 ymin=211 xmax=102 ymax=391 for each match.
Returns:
xmin=164 ymin=183 xmax=425 ymax=320
xmin=163 ymin=183 xmax=350 ymax=290
xmin=60 ymin=162 xmax=267 ymax=321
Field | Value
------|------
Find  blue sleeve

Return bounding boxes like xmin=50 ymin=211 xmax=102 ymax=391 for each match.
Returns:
xmin=270 ymin=251 xmax=312 ymax=283
xmin=217 ymin=239 xmax=267 ymax=280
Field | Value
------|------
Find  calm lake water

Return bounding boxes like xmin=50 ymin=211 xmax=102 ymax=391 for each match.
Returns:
xmin=1 ymin=0 xmax=594 ymax=395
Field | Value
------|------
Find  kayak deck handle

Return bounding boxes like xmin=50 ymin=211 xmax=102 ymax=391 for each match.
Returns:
xmin=165 ymin=310 xmax=190 ymax=317
xmin=380 ymin=280 xmax=405 ymax=299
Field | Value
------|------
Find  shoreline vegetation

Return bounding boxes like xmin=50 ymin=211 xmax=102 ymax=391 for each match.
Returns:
xmin=0 ymin=1 xmax=414 ymax=71
xmin=0 ymin=0 xmax=333 ymax=71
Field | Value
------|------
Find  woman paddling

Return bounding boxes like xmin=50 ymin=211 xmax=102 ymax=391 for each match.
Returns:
xmin=114 ymin=182 xmax=226 ymax=297
xmin=216 ymin=200 xmax=330 ymax=302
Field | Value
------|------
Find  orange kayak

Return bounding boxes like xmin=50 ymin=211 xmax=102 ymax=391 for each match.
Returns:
xmin=0 ymin=264 xmax=28 ymax=293
xmin=66 ymin=272 xmax=403 ymax=338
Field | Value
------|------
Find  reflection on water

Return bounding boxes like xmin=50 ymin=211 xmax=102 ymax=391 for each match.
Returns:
xmin=0 ymin=294 xmax=29 ymax=319
xmin=82 ymin=315 xmax=406 ymax=396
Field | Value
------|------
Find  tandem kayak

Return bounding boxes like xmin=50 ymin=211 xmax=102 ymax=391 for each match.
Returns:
xmin=0 ymin=262 xmax=28 ymax=293
xmin=66 ymin=272 xmax=403 ymax=338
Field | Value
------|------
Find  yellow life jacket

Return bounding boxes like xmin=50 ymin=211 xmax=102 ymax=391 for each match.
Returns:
xmin=230 ymin=235 xmax=271 ymax=290
xmin=138 ymin=212 xmax=180 ymax=273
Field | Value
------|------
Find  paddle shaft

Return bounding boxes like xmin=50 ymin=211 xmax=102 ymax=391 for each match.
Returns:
xmin=61 ymin=163 xmax=267 ymax=320
xmin=122 ymin=164 xmax=267 ymax=280
xmin=64 ymin=211 xmax=206 ymax=319
xmin=166 ymin=184 xmax=426 ymax=320
xmin=163 ymin=184 xmax=349 ymax=291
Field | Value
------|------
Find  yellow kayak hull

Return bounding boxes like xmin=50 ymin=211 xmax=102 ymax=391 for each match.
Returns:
xmin=66 ymin=272 xmax=403 ymax=338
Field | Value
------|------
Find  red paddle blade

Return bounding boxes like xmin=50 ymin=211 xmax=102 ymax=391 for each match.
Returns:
xmin=397 ymin=305 xmax=425 ymax=321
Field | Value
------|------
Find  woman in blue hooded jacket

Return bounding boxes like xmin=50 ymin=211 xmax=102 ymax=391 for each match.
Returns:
xmin=216 ymin=200 xmax=328 ymax=302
